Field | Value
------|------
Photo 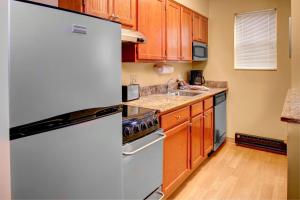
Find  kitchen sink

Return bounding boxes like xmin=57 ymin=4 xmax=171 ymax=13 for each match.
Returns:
xmin=167 ymin=91 xmax=202 ymax=97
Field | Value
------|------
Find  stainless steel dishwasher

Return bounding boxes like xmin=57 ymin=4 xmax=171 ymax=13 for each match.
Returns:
xmin=213 ymin=92 xmax=227 ymax=151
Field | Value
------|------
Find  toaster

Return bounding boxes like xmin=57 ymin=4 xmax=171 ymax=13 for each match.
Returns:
xmin=122 ymin=84 xmax=140 ymax=102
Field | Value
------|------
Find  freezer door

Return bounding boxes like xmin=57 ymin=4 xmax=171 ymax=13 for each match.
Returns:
xmin=11 ymin=112 xmax=122 ymax=199
xmin=10 ymin=1 xmax=121 ymax=127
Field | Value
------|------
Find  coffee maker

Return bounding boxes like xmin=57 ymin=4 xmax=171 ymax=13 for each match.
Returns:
xmin=189 ymin=70 xmax=205 ymax=85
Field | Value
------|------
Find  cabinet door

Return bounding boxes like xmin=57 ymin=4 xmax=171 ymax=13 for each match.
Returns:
xmin=192 ymin=12 xmax=201 ymax=41
xmin=113 ymin=0 xmax=136 ymax=28
xmin=163 ymin=121 xmax=190 ymax=195
xmin=204 ymin=108 xmax=214 ymax=156
xmin=190 ymin=114 xmax=204 ymax=170
xmin=166 ymin=0 xmax=181 ymax=61
xmin=137 ymin=0 xmax=166 ymax=60
xmin=59 ymin=0 xmax=83 ymax=12
xmin=201 ymin=17 xmax=208 ymax=44
xmin=180 ymin=7 xmax=193 ymax=61
xmin=84 ymin=0 xmax=112 ymax=19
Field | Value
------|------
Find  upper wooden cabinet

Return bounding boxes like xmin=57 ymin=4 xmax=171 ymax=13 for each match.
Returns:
xmin=84 ymin=0 xmax=111 ymax=19
xmin=112 ymin=0 xmax=136 ymax=28
xmin=58 ymin=0 xmax=136 ymax=28
xmin=59 ymin=0 xmax=83 ymax=12
xmin=193 ymin=12 xmax=208 ymax=44
xmin=180 ymin=7 xmax=193 ymax=61
xmin=137 ymin=0 xmax=166 ymax=60
xmin=166 ymin=0 xmax=181 ymax=61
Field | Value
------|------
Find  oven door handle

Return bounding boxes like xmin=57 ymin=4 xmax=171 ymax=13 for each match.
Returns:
xmin=157 ymin=190 xmax=165 ymax=200
xmin=122 ymin=132 xmax=166 ymax=156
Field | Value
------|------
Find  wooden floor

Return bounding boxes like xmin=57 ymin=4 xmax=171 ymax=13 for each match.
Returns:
xmin=169 ymin=141 xmax=287 ymax=200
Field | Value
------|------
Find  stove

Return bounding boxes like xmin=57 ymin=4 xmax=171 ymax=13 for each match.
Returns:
xmin=122 ymin=105 xmax=164 ymax=200
xmin=122 ymin=105 xmax=159 ymax=144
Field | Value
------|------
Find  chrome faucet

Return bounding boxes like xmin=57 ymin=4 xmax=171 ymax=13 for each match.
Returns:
xmin=166 ymin=78 xmax=177 ymax=94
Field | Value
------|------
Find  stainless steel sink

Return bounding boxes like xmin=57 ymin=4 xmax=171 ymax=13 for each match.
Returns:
xmin=167 ymin=91 xmax=202 ymax=97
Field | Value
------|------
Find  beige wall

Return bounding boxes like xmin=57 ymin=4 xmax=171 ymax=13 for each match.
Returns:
xmin=194 ymin=0 xmax=291 ymax=140
xmin=122 ymin=63 xmax=192 ymax=86
xmin=175 ymin=0 xmax=209 ymax=16
xmin=291 ymin=0 xmax=300 ymax=89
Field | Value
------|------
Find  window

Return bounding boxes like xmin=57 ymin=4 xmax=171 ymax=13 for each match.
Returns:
xmin=234 ymin=9 xmax=277 ymax=70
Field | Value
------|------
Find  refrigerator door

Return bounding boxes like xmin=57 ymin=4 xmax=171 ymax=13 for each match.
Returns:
xmin=11 ymin=112 xmax=122 ymax=199
xmin=10 ymin=1 xmax=121 ymax=127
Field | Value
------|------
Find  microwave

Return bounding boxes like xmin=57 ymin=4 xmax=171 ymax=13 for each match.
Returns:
xmin=193 ymin=41 xmax=208 ymax=61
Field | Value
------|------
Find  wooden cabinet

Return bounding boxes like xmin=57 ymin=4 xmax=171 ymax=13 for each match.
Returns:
xmin=193 ymin=12 xmax=208 ymax=44
xmin=180 ymin=7 xmax=193 ymax=61
xmin=161 ymin=106 xmax=190 ymax=130
xmin=161 ymin=98 xmax=215 ymax=198
xmin=166 ymin=0 xmax=181 ymax=60
xmin=59 ymin=0 xmax=83 ymax=12
xmin=58 ymin=0 xmax=136 ymax=28
xmin=112 ymin=0 xmax=136 ymax=28
xmin=163 ymin=121 xmax=190 ymax=195
xmin=190 ymin=114 xmax=204 ymax=169
xmin=84 ymin=0 xmax=111 ymax=19
xmin=201 ymin=16 xmax=208 ymax=43
xmin=203 ymin=108 xmax=214 ymax=156
xmin=137 ymin=0 xmax=166 ymax=60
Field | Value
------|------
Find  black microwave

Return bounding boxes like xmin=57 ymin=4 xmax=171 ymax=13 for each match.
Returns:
xmin=193 ymin=41 xmax=208 ymax=61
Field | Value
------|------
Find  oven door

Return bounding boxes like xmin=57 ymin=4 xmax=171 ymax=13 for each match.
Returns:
xmin=122 ymin=129 xmax=165 ymax=200
xmin=193 ymin=42 xmax=208 ymax=61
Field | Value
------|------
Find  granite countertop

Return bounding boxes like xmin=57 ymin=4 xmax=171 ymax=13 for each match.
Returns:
xmin=124 ymin=88 xmax=228 ymax=114
xmin=281 ymin=89 xmax=300 ymax=124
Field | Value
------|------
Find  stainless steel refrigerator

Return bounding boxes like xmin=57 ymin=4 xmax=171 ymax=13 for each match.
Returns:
xmin=9 ymin=1 xmax=122 ymax=199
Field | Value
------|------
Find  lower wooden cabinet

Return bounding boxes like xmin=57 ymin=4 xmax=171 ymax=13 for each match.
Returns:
xmin=204 ymin=108 xmax=214 ymax=156
xmin=163 ymin=121 xmax=190 ymax=195
xmin=190 ymin=114 xmax=204 ymax=170
xmin=161 ymin=98 xmax=215 ymax=198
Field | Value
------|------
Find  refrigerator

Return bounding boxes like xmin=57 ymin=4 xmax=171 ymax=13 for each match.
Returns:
xmin=9 ymin=0 xmax=122 ymax=199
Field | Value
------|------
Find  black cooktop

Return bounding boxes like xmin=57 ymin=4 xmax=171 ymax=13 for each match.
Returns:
xmin=122 ymin=105 xmax=159 ymax=144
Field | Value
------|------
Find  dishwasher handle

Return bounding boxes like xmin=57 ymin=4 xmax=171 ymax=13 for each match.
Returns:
xmin=122 ymin=131 xmax=165 ymax=156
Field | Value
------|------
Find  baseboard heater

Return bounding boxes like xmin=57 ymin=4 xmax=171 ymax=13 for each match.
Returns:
xmin=235 ymin=133 xmax=287 ymax=155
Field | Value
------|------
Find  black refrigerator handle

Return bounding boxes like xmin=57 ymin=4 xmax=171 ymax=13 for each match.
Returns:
xmin=10 ymin=105 xmax=122 ymax=140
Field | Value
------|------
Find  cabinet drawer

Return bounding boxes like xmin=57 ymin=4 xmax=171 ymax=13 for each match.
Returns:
xmin=191 ymin=101 xmax=203 ymax=117
xmin=204 ymin=97 xmax=213 ymax=110
xmin=161 ymin=107 xmax=190 ymax=130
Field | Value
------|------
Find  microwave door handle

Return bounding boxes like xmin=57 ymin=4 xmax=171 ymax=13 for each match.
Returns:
xmin=122 ymin=132 xmax=165 ymax=156
xmin=202 ymin=76 xmax=205 ymax=85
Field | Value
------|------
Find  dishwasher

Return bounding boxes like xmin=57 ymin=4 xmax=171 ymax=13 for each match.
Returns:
xmin=213 ymin=92 xmax=227 ymax=151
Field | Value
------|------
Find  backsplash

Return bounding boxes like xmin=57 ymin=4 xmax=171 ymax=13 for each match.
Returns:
xmin=122 ymin=62 xmax=193 ymax=86
xmin=139 ymin=81 xmax=228 ymax=97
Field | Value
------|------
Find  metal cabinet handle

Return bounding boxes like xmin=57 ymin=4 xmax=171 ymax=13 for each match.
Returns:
xmin=157 ymin=191 xmax=165 ymax=200
xmin=175 ymin=115 xmax=181 ymax=120
xmin=123 ymin=132 xmax=166 ymax=156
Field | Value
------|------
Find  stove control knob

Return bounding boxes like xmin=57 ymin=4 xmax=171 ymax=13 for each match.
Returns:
xmin=133 ymin=124 xmax=141 ymax=134
xmin=123 ymin=127 xmax=131 ymax=136
xmin=153 ymin=118 xmax=159 ymax=126
xmin=141 ymin=122 xmax=147 ymax=131
xmin=147 ymin=120 xmax=154 ymax=128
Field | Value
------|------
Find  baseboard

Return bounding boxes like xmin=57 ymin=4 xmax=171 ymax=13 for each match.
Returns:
xmin=235 ymin=133 xmax=287 ymax=155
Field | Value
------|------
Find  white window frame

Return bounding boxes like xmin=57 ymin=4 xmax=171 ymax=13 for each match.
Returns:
xmin=234 ymin=9 xmax=278 ymax=70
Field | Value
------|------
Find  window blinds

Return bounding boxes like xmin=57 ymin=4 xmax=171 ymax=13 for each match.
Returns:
xmin=234 ymin=9 xmax=277 ymax=70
